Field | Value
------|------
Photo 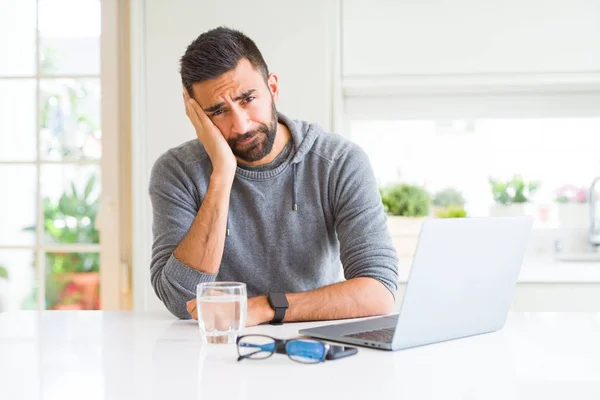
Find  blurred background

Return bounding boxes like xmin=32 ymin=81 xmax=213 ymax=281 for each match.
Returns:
xmin=0 ymin=0 xmax=599 ymax=314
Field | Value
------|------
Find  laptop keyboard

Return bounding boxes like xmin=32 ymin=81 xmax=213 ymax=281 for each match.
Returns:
xmin=343 ymin=327 xmax=396 ymax=343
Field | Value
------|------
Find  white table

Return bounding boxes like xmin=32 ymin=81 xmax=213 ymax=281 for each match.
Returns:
xmin=1 ymin=311 xmax=600 ymax=400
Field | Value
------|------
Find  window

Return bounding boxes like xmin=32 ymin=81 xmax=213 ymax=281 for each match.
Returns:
xmin=0 ymin=0 xmax=104 ymax=312
xmin=351 ymin=118 xmax=600 ymax=225
xmin=345 ymin=94 xmax=600 ymax=259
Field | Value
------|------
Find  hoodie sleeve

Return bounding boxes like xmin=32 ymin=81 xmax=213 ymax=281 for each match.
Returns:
xmin=148 ymin=152 xmax=217 ymax=319
xmin=329 ymin=144 xmax=399 ymax=298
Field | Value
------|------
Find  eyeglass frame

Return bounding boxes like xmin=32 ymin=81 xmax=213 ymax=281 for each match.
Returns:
xmin=236 ymin=334 xmax=331 ymax=364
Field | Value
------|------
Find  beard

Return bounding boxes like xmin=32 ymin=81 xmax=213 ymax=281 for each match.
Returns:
xmin=227 ymin=99 xmax=278 ymax=163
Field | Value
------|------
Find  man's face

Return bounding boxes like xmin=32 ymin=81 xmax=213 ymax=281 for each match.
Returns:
xmin=192 ymin=58 xmax=280 ymax=163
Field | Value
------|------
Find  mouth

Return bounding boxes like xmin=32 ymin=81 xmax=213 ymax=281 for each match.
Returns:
xmin=237 ymin=134 xmax=258 ymax=146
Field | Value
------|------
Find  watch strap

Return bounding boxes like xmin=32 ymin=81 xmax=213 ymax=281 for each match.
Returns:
xmin=268 ymin=293 xmax=288 ymax=325
xmin=271 ymin=306 xmax=286 ymax=325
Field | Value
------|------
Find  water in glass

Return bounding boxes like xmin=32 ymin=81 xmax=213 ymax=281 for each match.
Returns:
xmin=196 ymin=282 xmax=247 ymax=344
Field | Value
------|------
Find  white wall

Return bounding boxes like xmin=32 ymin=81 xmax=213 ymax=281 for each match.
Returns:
xmin=342 ymin=0 xmax=600 ymax=77
xmin=131 ymin=0 xmax=339 ymax=312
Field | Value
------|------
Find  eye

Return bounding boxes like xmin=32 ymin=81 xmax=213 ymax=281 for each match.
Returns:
xmin=213 ymin=109 xmax=224 ymax=116
xmin=244 ymin=96 xmax=255 ymax=103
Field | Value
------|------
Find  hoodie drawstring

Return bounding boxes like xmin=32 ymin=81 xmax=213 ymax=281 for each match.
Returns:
xmin=292 ymin=163 xmax=298 ymax=211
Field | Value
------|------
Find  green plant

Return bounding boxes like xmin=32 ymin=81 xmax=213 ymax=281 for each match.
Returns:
xmin=489 ymin=175 xmax=540 ymax=205
xmin=380 ymin=184 xmax=430 ymax=217
xmin=22 ymin=175 xmax=100 ymax=309
xmin=30 ymin=175 xmax=100 ymax=273
xmin=44 ymin=178 xmax=99 ymax=243
xmin=432 ymin=187 xmax=466 ymax=207
xmin=0 ymin=265 xmax=8 ymax=280
xmin=435 ymin=205 xmax=467 ymax=218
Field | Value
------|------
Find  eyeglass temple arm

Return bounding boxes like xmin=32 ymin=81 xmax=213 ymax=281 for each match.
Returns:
xmin=239 ymin=342 xmax=276 ymax=351
xmin=237 ymin=349 xmax=264 ymax=362
xmin=237 ymin=341 xmax=279 ymax=362
xmin=239 ymin=340 xmax=288 ymax=354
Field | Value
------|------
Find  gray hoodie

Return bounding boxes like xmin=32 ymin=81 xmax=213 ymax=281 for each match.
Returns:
xmin=149 ymin=112 xmax=399 ymax=319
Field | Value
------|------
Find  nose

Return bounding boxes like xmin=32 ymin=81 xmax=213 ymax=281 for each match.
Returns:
xmin=230 ymin=107 xmax=252 ymax=135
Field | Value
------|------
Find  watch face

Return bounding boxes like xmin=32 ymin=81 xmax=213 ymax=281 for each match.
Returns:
xmin=269 ymin=292 xmax=289 ymax=308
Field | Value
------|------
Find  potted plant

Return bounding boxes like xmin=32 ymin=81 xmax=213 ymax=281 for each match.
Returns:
xmin=489 ymin=175 xmax=540 ymax=217
xmin=554 ymin=184 xmax=588 ymax=229
xmin=380 ymin=183 xmax=430 ymax=258
xmin=23 ymin=175 xmax=100 ymax=310
xmin=45 ymin=176 xmax=100 ymax=310
xmin=432 ymin=187 xmax=467 ymax=218
xmin=0 ymin=265 xmax=8 ymax=312
xmin=52 ymin=282 xmax=85 ymax=310
xmin=435 ymin=205 xmax=467 ymax=218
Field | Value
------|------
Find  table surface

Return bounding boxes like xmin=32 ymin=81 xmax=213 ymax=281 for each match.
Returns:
xmin=1 ymin=311 xmax=600 ymax=400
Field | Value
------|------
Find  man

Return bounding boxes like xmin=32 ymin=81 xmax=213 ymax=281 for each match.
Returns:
xmin=149 ymin=27 xmax=398 ymax=325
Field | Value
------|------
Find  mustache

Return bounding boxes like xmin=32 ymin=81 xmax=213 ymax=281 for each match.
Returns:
xmin=232 ymin=124 xmax=269 ymax=145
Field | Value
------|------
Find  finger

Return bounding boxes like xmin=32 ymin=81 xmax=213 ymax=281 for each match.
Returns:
xmin=181 ymin=89 xmax=211 ymax=126
xmin=186 ymin=303 xmax=196 ymax=314
xmin=182 ymin=88 xmax=219 ymax=137
xmin=182 ymin=85 xmax=190 ymax=105
xmin=183 ymin=97 xmax=190 ymax=118
xmin=182 ymin=93 xmax=208 ymax=131
xmin=183 ymin=96 xmax=202 ymax=129
xmin=187 ymin=97 xmax=211 ymax=127
xmin=183 ymin=92 xmax=193 ymax=121
xmin=182 ymin=85 xmax=194 ymax=115
xmin=186 ymin=300 xmax=198 ymax=320
xmin=182 ymin=84 xmax=192 ymax=100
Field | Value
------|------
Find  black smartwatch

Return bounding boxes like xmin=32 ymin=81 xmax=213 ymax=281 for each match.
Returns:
xmin=267 ymin=293 xmax=289 ymax=325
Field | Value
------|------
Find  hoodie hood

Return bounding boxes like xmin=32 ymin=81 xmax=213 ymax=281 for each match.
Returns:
xmin=278 ymin=112 xmax=320 ymax=166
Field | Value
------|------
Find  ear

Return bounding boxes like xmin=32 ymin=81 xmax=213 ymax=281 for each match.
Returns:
xmin=266 ymin=73 xmax=280 ymax=104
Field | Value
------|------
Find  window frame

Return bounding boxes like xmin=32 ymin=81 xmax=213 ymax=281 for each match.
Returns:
xmin=0 ymin=0 xmax=129 ymax=310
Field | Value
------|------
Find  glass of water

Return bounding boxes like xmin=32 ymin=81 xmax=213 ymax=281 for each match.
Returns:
xmin=196 ymin=282 xmax=247 ymax=344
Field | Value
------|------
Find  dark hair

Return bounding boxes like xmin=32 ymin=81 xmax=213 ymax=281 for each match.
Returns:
xmin=180 ymin=27 xmax=269 ymax=96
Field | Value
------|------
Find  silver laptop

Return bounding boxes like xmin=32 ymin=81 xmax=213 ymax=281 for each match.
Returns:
xmin=299 ymin=216 xmax=533 ymax=351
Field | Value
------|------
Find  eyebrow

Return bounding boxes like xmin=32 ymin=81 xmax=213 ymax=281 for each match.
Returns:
xmin=203 ymin=89 xmax=257 ymax=114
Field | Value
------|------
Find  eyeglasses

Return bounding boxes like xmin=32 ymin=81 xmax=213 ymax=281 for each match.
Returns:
xmin=236 ymin=334 xmax=330 ymax=364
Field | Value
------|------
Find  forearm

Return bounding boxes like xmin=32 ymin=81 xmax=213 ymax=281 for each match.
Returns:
xmin=250 ymin=277 xmax=395 ymax=325
xmin=173 ymin=173 xmax=233 ymax=274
